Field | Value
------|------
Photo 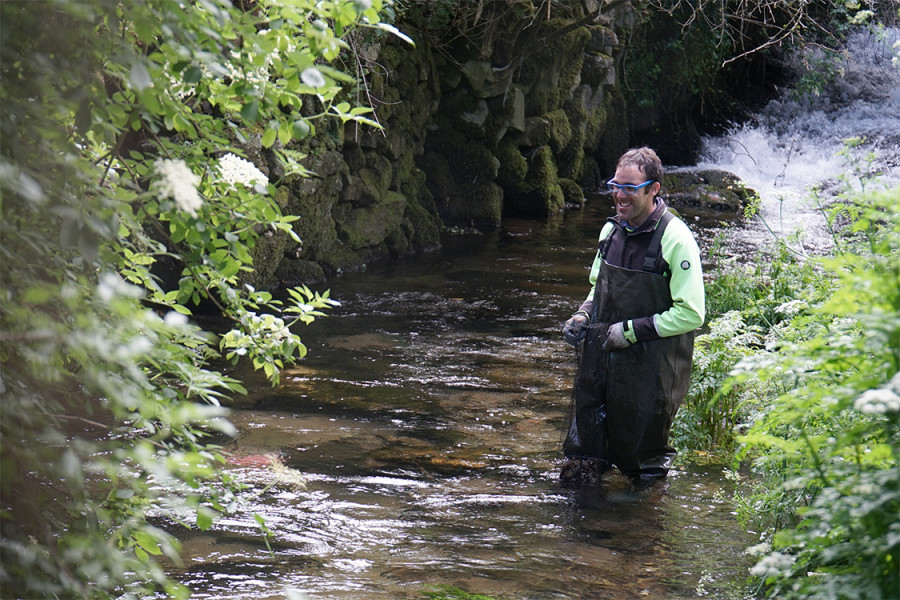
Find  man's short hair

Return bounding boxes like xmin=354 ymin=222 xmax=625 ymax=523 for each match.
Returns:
xmin=617 ymin=147 xmax=664 ymax=185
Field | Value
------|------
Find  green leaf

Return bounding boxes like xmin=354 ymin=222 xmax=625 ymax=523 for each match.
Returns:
xmin=196 ymin=508 xmax=215 ymax=531
xmin=134 ymin=531 xmax=163 ymax=555
xmin=241 ymin=99 xmax=260 ymax=123
xmin=292 ymin=119 xmax=311 ymax=140
xmin=183 ymin=65 xmax=203 ymax=84
xmin=278 ymin=122 xmax=292 ymax=145
xmin=261 ymin=127 xmax=277 ymax=148
xmin=130 ymin=60 xmax=152 ymax=91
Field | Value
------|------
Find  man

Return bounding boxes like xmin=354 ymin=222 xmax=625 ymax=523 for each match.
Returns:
xmin=561 ymin=147 xmax=705 ymax=484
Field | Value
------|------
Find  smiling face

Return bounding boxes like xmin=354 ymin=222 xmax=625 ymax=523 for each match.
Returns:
xmin=611 ymin=163 xmax=660 ymax=227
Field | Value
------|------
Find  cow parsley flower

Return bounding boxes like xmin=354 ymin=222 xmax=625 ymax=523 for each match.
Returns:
xmin=217 ymin=153 xmax=267 ymax=188
xmin=750 ymin=552 xmax=795 ymax=578
xmin=154 ymin=158 xmax=202 ymax=216
xmin=854 ymin=386 xmax=900 ymax=414
xmin=745 ymin=542 xmax=772 ymax=557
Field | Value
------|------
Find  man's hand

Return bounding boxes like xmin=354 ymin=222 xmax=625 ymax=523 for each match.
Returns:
xmin=602 ymin=322 xmax=632 ymax=351
xmin=562 ymin=314 xmax=589 ymax=346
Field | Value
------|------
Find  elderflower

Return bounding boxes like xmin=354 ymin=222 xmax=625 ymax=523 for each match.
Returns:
xmin=749 ymin=552 xmax=795 ymax=578
xmin=217 ymin=153 xmax=267 ymax=188
xmin=154 ymin=158 xmax=202 ymax=216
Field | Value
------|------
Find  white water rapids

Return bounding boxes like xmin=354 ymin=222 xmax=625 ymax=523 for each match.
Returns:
xmin=695 ymin=27 xmax=900 ymax=255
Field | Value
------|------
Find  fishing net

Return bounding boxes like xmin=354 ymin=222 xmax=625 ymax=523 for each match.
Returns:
xmin=559 ymin=322 xmax=611 ymax=486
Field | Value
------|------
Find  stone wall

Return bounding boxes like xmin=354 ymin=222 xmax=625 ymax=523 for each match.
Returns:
xmin=255 ymin=0 xmax=633 ymax=287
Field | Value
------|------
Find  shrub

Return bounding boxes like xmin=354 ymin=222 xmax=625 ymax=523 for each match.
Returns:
xmin=0 ymin=0 xmax=406 ymax=596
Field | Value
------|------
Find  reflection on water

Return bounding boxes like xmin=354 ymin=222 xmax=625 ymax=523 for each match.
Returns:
xmin=167 ymin=201 xmax=754 ymax=599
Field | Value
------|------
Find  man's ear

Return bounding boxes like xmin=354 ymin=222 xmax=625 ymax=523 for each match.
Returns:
xmin=652 ymin=181 xmax=662 ymax=196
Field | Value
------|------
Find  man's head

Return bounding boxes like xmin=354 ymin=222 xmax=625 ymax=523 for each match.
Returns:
xmin=609 ymin=147 xmax=663 ymax=227
xmin=616 ymin=147 xmax=663 ymax=190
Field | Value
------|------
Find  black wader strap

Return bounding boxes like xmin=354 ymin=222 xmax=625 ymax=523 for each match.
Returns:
xmin=598 ymin=231 xmax=614 ymax=260
xmin=642 ymin=210 xmax=674 ymax=273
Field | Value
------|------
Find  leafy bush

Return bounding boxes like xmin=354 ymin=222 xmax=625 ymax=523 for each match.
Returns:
xmin=726 ymin=184 xmax=900 ymax=599
xmin=0 ymin=0 xmax=406 ymax=597
xmin=674 ymin=233 xmax=833 ymax=456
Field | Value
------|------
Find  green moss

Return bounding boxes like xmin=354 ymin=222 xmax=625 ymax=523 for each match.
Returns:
xmin=274 ymin=259 xmax=326 ymax=285
xmin=553 ymin=21 xmax=590 ymax=94
xmin=400 ymin=167 xmax=442 ymax=249
xmin=559 ymin=178 xmax=585 ymax=207
xmin=391 ymin=149 xmax=416 ymax=189
xmin=546 ymin=108 xmax=572 ymax=155
xmin=584 ymin=100 xmax=608 ymax=150
xmin=402 ymin=196 xmax=442 ymax=249
xmin=334 ymin=190 xmax=407 ymax=250
xmin=596 ymin=87 xmax=629 ymax=175
xmin=496 ymin=137 xmax=528 ymax=186
xmin=418 ymin=151 xmax=455 ymax=202
xmin=505 ymin=145 xmax=564 ymax=216
xmin=459 ymin=181 xmax=503 ymax=229
xmin=558 ymin=128 xmax=585 ymax=180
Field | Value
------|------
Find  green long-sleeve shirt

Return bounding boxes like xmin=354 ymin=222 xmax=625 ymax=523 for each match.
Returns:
xmin=579 ymin=207 xmax=706 ymax=342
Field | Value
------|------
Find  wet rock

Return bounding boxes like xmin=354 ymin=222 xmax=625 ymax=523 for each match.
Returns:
xmin=663 ymin=168 xmax=757 ymax=215
xmin=559 ymin=458 xmax=604 ymax=487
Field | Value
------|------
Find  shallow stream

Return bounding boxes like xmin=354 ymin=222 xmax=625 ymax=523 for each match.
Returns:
xmin=168 ymin=26 xmax=900 ymax=600
xmin=169 ymin=202 xmax=755 ymax=600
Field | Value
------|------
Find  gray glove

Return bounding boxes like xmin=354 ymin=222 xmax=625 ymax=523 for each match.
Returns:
xmin=562 ymin=314 xmax=589 ymax=346
xmin=602 ymin=321 xmax=632 ymax=351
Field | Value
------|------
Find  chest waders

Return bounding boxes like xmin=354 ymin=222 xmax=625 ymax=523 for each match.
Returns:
xmin=562 ymin=211 xmax=694 ymax=477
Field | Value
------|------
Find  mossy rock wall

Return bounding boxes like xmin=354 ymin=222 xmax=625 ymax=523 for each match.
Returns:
xmin=421 ymin=2 xmax=630 ymax=223
xmin=251 ymin=0 xmax=635 ymax=286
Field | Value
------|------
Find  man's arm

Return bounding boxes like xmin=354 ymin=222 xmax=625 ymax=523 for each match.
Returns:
xmin=627 ymin=218 xmax=705 ymax=342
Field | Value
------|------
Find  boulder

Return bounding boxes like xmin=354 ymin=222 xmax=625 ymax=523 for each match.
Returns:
xmin=663 ymin=168 xmax=756 ymax=215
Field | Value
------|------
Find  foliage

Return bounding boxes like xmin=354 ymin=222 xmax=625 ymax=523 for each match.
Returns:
xmin=623 ymin=3 xmax=729 ymax=112
xmin=731 ymin=183 xmax=900 ymax=599
xmin=0 ymin=0 xmax=407 ymax=597
xmin=642 ymin=0 xmax=897 ymax=66
xmin=673 ymin=236 xmax=833 ymax=456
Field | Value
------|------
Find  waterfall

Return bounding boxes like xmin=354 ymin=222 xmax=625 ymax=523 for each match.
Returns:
xmin=695 ymin=27 xmax=900 ymax=255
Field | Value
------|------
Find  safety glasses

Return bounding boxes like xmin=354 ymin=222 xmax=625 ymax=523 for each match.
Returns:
xmin=606 ymin=179 xmax=655 ymax=195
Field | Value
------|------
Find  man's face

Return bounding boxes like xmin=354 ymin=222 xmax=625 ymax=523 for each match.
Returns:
xmin=611 ymin=164 xmax=660 ymax=227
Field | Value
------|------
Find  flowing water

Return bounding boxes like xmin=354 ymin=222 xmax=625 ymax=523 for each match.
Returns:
xmin=695 ymin=27 xmax=900 ymax=257
xmin=166 ymin=202 xmax=753 ymax=600
xmin=164 ymin=26 xmax=900 ymax=600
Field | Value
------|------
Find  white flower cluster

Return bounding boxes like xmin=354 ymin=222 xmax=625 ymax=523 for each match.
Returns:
xmin=223 ymin=50 xmax=270 ymax=87
xmin=749 ymin=552 xmax=795 ymax=578
xmin=217 ymin=153 xmax=267 ymax=188
xmin=744 ymin=542 xmax=772 ymax=557
xmin=775 ymin=299 xmax=808 ymax=317
xmin=894 ymin=40 xmax=900 ymax=68
xmin=853 ymin=372 xmax=900 ymax=414
xmin=154 ymin=158 xmax=202 ymax=216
